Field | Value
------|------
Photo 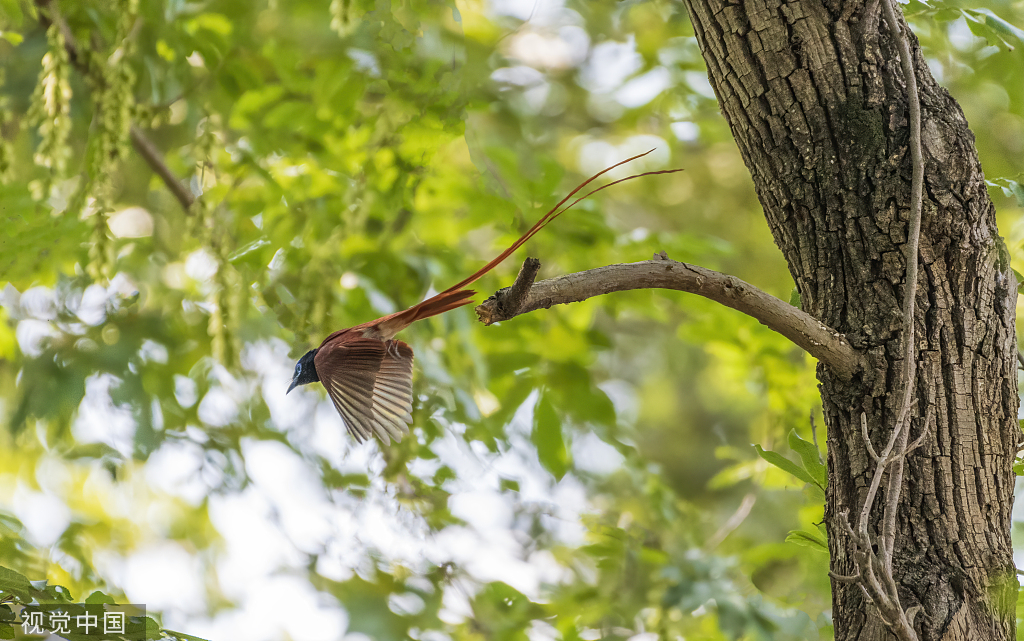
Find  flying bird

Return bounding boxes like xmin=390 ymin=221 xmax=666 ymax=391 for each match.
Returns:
xmin=287 ymin=150 xmax=679 ymax=444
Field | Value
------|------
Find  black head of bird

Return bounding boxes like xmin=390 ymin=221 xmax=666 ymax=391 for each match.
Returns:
xmin=287 ymin=348 xmax=320 ymax=394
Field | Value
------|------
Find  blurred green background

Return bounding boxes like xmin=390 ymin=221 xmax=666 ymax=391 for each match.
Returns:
xmin=0 ymin=0 xmax=1022 ymax=639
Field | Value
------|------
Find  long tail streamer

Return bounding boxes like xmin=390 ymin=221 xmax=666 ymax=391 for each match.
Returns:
xmin=440 ymin=149 xmax=683 ymax=295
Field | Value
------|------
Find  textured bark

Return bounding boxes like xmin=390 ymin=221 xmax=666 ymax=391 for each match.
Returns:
xmin=679 ymin=0 xmax=1020 ymax=639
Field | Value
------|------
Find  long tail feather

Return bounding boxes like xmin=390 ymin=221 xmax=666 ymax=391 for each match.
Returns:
xmin=409 ymin=289 xmax=477 ymax=322
xmin=557 ymin=168 xmax=685 ymax=215
xmin=372 ymin=288 xmax=477 ymax=338
xmin=439 ymin=149 xmax=673 ymax=295
xmin=386 ymin=150 xmax=682 ymax=330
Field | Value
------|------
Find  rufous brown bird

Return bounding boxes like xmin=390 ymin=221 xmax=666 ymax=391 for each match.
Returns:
xmin=288 ymin=150 xmax=679 ymax=444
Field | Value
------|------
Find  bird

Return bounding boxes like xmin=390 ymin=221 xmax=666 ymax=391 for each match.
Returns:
xmin=287 ymin=150 xmax=680 ymax=444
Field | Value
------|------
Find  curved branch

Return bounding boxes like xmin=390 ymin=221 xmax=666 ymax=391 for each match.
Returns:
xmin=129 ymin=125 xmax=194 ymax=210
xmin=36 ymin=0 xmax=194 ymax=212
xmin=476 ymin=253 xmax=864 ymax=381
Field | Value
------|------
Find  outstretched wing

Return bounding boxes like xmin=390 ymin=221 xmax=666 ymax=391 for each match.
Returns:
xmin=313 ymin=337 xmax=414 ymax=444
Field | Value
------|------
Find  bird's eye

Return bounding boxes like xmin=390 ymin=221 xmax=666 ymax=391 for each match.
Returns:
xmin=296 ymin=363 xmax=302 ymax=374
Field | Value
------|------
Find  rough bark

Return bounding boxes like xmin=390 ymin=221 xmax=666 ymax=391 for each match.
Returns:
xmin=679 ymin=0 xmax=1020 ymax=638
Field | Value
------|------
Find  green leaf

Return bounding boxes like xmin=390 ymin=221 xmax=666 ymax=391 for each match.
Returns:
xmin=0 ymin=31 xmax=22 ymax=45
xmin=1011 ymin=182 xmax=1024 ymax=208
xmin=788 ymin=430 xmax=827 ymax=490
xmin=0 ymin=566 xmax=32 ymax=601
xmin=227 ymin=238 xmax=271 ymax=262
xmin=191 ymin=13 xmax=234 ymax=36
xmin=754 ymin=445 xmax=816 ymax=486
xmin=262 ymin=100 xmax=317 ymax=131
xmin=0 ymin=185 xmax=90 ymax=286
xmin=805 ymin=482 xmax=827 ymax=504
xmin=707 ymin=460 xmax=757 ymax=489
xmin=533 ymin=393 xmax=569 ymax=480
xmin=788 ymin=287 xmax=801 ymax=308
xmin=991 ymin=178 xmax=1024 ymax=207
xmin=141 ymin=616 xmax=164 ymax=637
xmin=970 ymin=9 xmax=1024 ymax=42
xmin=0 ymin=0 xmax=24 ymax=27
xmin=785 ymin=529 xmax=828 ymax=553
xmin=84 ymin=591 xmax=116 ymax=605
xmin=62 ymin=443 xmax=123 ymax=461
xmin=962 ymin=8 xmax=1024 ymax=49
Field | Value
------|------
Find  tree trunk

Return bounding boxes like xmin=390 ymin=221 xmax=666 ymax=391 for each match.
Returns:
xmin=680 ymin=0 xmax=1020 ymax=638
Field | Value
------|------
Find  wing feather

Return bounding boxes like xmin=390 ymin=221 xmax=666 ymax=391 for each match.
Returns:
xmin=330 ymin=385 xmax=373 ymax=441
xmin=314 ymin=337 xmax=415 ymax=444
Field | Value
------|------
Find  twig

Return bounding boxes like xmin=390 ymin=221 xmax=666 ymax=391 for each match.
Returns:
xmin=35 ymin=0 xmax=194 ymax=213
xmin=809 ymin=411 xmax=823 ymax=464
xmin=905 ymin=407 xmax=932 ymax=454
xmin=880 ymin=410 xmax=912 ymax=572
xmin=477 ymin=257 xmax=540 ymax=324
xmin=706 ymin=493 xmax=757 ymax=550
xmin=884 ymin=0 xmax=924 ymax=468
xmin=475 ymin=253 xmax=864 ymax=380
xmin=829 ymin=569 xmax=861 ymax=583
xmin=856 ymin=410 xmax=901 ymax=542
xmin=861 ymin=413 xmax=879 ymax=462
xmin=130 ymin=126 xmax=195 ymax=209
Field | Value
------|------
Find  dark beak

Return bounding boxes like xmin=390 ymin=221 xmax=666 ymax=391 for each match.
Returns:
xmin=287 ymin=379 xmax=298 ymax=394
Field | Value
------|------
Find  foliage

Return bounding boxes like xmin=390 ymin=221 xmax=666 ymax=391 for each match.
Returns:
xmin=0 ymin=0 xmax=1021 ymax=639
